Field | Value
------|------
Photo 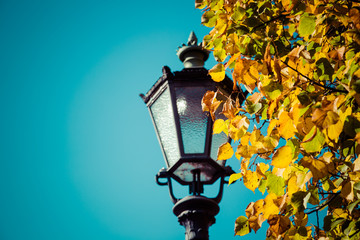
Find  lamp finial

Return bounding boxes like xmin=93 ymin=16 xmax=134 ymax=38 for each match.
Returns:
xmin=177 ymin=31 xmax=209 ymax=68
xmin=187 ymin=31 xmax=198 ymax=46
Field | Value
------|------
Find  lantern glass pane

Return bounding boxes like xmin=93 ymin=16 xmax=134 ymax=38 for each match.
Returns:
xmin=175 ymin=86 xmax=208 ymax=154
xmin=150 ymin=88 xmax=180 ymax=167
xmin=173 ymin=162 xmax=217 ymax=183
xmin=211 ymin=132 xmax=228 ymax=167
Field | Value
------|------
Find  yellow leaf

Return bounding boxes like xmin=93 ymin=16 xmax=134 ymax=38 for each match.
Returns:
xmin=234 ymin=216 xmax=250 ymax=236
xmin=243 ymin=170 xmax=261 ymax=192
xmin=326 ymin=119 xmax=343 ymax=142
xmin=209 ymin=63 xmax=225 ymax=82
xmin=297 ymin=116 xmax=315 ymax=137
xmin=241 ymin=159 xmax=250 ymax=173
xmin=263 ymin=136 xmax=279 ymax=151
xmin=263 ymin=193 xmax=280 ymax=219
xmin=229 ymin=115 xmax=249 ymax=141
xmin=301 ymin=155 xmax=335 ymax=181
xmin=250 ymin=129 xmax=264 ymax=149
xmin=235 ymin=144 xmax=257 ymax=160
xmin=228 ymin=173 xmax=242 ymax=185
xmin=272 ymin=146 xmax=293 ymax=168
xmin=278 ymin=111 xmax=297 ymax=139
xmin=264 ymin=42 xmax=272 ymax=74
xmin=243 ymin=65 xmax=259 ymax=87
xmin=217 ymin=142 xmax=234 ymax=160
xmin=245 ymin=202 xmax=255 ymax=218
xmin=256 ymin=162 xmax=269 ymax=179
xmin=312 ymin=108 xmax=339 ymax=130
xmin=248 ymin=215 xmax=264 ymax=233
xmin=301 ymin=126 xmax=325 ymax=153
xmin=287 ymin=175 xmax=299 ymax=196
xmin=340 ymin=106 xmax=352 ymax=123
xmin=253 ymin=199 xmax=265 ymax=217
xmin=247 ymin=92 xmax=263 ymax=105
xmin=221 ymin=98 xmax=239 ymax=119
xmin=296 ymin=171 xmax=312 ymax=191
xmin=349 ymin=172 xmax=360 ymax=182
xmin=267 ymin=100 xmax=277 ymax=119
xmin=201 ymin=91 xmax=222 ymax=121
xmin=240 ymin=132 xmax=251 ymax=146
xmin=268 ymin=215 xmax=291 ymax=236
xmin=354 ymin=156 xmax=360 ymax=171
xmin=273 ymin=57 xmax=282 ymax=82
xmin=281 ymin=0 xmax=296 ymax=12
xmin=342 ymin=180 xmax=354 ymax=201
xmin=333 ymin=208 xmax=348 ymax=218
xmin=224 ymin=53 xmax=240 ymax=69
xmin=213 ymin=119 xmax=228 ymax=135
xmin=267 ymin=119 xmax=278 ymax=136
xmin=233 ymin=58 xmax=257 ymax=93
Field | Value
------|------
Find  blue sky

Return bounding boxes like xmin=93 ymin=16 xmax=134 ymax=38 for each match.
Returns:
xmin=0 ymin=1 xmax=266 ymax=239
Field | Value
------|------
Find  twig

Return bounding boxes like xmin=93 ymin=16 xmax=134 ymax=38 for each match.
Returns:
xmin=306 ymin=192 xmax=340 ymax=215
xmin=316 ymin=210 xmax=320 ymax=238
xmin=282 ymin=61 xmax=348 ymax=93
xmin=253 ymin=14 xmax=290 ymax=31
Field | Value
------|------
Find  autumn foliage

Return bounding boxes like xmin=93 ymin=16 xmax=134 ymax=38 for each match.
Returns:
xmin=197 ymin=0 xmax=360 ymax=239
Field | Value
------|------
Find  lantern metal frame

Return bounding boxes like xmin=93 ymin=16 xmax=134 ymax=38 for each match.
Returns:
xmin=142 ymin=65 xmax=241 ymax=202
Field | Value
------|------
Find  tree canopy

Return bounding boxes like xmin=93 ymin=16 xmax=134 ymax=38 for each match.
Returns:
xmin=197 ymin=0 xmax=360 ymax=239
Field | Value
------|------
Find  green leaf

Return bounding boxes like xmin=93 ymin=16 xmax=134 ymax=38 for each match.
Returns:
xmin=347 ymin=200 xmax=360 ymax=214
xmin=316 ymin=58 xmax=334 ymax=81
xmin=262 ymin=80 xmax=283 ymax=100
xmin=344 ymin=220 xmax=356 ymax=236
xmin=231 ymin=6 xmax=246 ymax=23
xmin=308 ymin=186 xmax=319 ymax=205
xmin=286 ymin=139 xmax=300 ymax=160
xmin=266 ymin=173 xmax=285 ymax=196
xmin=291 ymin=191 xmax=311 ymax=213
xmin=258 ymin=178 xmax=267 ymax=194
xmin=234 ymin=216 xmax=250 ymax=236
xmin=246 ymin=102 xmax=262 ymax=114
xmin=201 ymin=11 xmax=217 ymax=27
xmin=354 ymin=181 xmax=360 ymax=191
xmin=301 ymin=126 xmax=325 ymax=153
xmin=331 ymin=218 xmax=346 ymax=231
xmin=322 ymin=178 xmax=337 ymax=192
xmin=213 ymin=48 xmax=227 ymax=62
xmin=195 ymin=0 xmax=207 ymax=9
xmin=297 ymin=92 xmax=312 ymax=106
xmin=298 ymin=14 xmax=316 ymax=37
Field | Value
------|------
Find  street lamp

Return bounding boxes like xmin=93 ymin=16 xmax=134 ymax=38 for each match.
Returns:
xmin=141 ymin=32 xmax=244 ymax=240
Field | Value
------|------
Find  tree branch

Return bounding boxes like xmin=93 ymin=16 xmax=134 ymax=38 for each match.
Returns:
xmin=306 ymin=192 xmax=340 ymax=215
xmin=282 ymin=61 xmax=348 ymax=93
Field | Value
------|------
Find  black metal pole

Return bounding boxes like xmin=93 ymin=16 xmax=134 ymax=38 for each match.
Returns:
xmin=173 ymin=196 xmax=219 ymax=240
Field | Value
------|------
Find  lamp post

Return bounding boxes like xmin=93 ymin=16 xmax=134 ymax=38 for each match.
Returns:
xmin=141 ymin=32 xmax=244 ymax=240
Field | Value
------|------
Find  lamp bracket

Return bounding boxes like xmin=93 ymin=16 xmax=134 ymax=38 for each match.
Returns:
xmin=156 ymin=166 xmax=235 ymax=204
xmin=156 ymin=168 xmax=179 ymax=204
